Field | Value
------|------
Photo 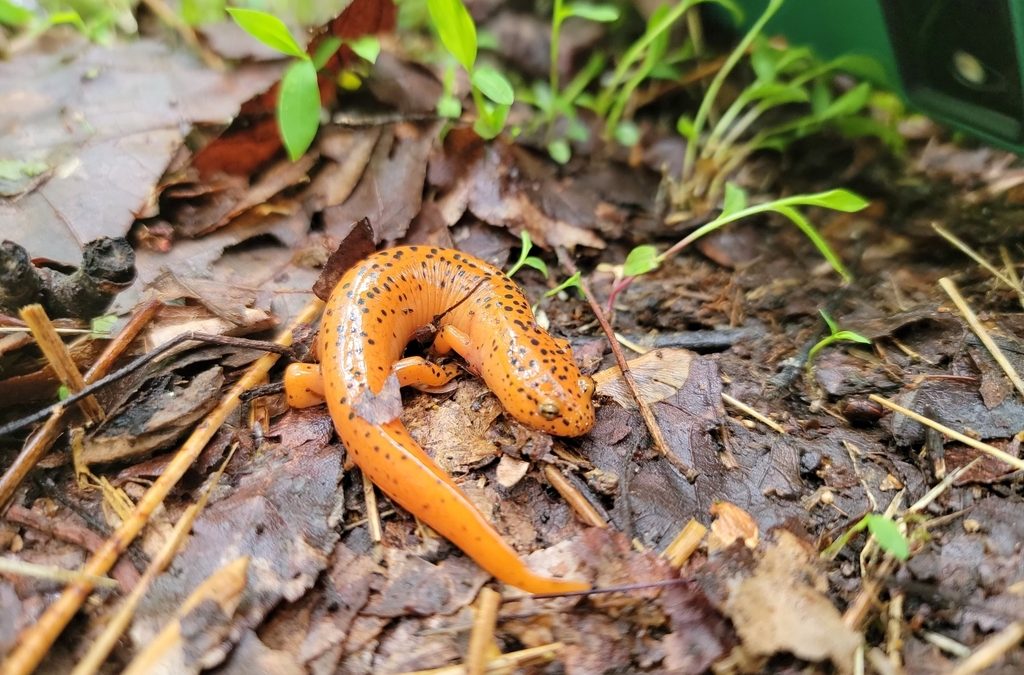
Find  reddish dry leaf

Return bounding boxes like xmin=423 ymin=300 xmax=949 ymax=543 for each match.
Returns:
xmin=0 ymin=37 xmax=282 ymax=262
xmin=312 ymin=218 xmax=376 ymax=302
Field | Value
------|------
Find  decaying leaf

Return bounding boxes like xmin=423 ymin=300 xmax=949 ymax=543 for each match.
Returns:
xmin=594 ymin=348 xmax=696 ymax=409
xmin=723 ymin=531 xmax=860 ymax=672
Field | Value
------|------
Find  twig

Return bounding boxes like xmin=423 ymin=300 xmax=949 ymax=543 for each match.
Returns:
xmin=998 ymin=245 xmax=1024 ymax=310
xmin=555 ymin=248 xmax=697 ymax=482
xmin=721 ymin=393 xmax=786 ymax=434
xmin=542 ymin=465 xmax=608 ymax=528
xmin=939 ymin=276 xmax=1024 ymax=399
xmin=70 ymin=445 xmax=238 ymax=675
xmin=949 ymin=621 xmax=1024 ymax=675
xmin=0 ymin=301 xmax=160 ymax=514
xmin=869 ymin=394 xmax=1024 ymax=472
xmin=19 ymin=304 xmax=104 ymax=422
xmin=0 ymin=331 xmax=295 ymax=438
xmin=1 ymin=298 xmax=324 ymax=675
xmin=465 ymin=588 xmax=502 ymax=675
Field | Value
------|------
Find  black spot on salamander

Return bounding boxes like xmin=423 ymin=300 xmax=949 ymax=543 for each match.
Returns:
xmin=367 ymin=338 xmax=376 ymax=345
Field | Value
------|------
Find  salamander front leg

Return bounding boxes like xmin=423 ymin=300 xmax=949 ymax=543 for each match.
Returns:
xmin=432 ymin=325 xmax=472 ymax=358
xmin=283 ymin=363 xmax=326 ymax=408
xmin=394 ymin=356 xmax=461 ymax=391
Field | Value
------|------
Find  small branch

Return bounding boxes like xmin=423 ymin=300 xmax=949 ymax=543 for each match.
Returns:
xmin=542 ymin=465 xmax=608 ymax=528
xmin=555 ymin=248 xmax=697 ymax=483
xmin=721 ymin=393 xmax=786 ymax=434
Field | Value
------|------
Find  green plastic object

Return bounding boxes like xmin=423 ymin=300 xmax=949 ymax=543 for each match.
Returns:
xmin=732 ymin=0 xmax=1024 ymax=153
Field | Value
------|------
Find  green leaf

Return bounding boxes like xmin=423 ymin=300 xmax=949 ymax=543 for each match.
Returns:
xmin=818 ymin=309 xmax=839 ymax=335
xmin=311 ymin=36 xmax=342 ymax=69
xmin=226 ymin=8 xmax=308 ymax=59
xmin=865 ymin=514 xmax=909 ymax=561
xmin=471 ymin=66 xmax=514 ymax=105
xmin=348 ymin=35 xmax=380 ymax=64
xmin=58 ymin=384 xmax=70 ymax=401
xmin=427 ymin=0 xmax=477 ymax=72
xmin=749 ymin=39 xmax=778 ymax=81
xmin=0 ymin=0 xmax=34 ymax=27
xmin=278 ymin=59 xmax=321 ymax=160
xmin=623 ymin=244 xmax=660 ymax=277
xmin=676 ymin=114 xmax=696 ymax=141
xmin=547 ymin=139 xmax=571 ymax=164
xmin=523 ymin=257 xmax=549 ymax=278
xmin=545 ymin=271 xmax=584 ymax=298
xmin=90 ymin=314 xmax=117 ymax=337
xmin=788 ymin=189 xmax=869 ymax=212
xmin=437 ymin=93 xmax=462 ymax=118
xmin=722 ymin=183 xmax=747 ymax=217
xmin=613 ymin=120 xmax=640 ymax=147
xmin=833 ymin=330 xmax=872 ymax=345
xmin=773 ymin=205 xmax=852 ymax=283
xmin=473 ymin=102 xmax=508 ymax=139
xmin=563 ymin=2 xmax=619 ymax=22
xmin=818 ymin=82 xmax=871 ymax=120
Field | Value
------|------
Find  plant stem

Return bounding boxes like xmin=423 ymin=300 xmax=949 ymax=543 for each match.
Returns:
xmin=550 ymin=0 xmax=564 ymax=116
xmin=679 ymin=0 xmax=783 ymax=185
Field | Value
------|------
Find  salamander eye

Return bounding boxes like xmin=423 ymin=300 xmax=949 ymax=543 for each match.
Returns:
xmin=578 ymin=376 xmax=594 ymax=396
xmin=538 ymin=401 xmax=561 ymax=420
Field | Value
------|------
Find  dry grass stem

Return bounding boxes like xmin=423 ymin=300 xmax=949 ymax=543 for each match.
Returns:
xmin=19 ymin=304 xmax=104 ymax=422
xmin=71 ymin=446 xmax=238 ymax=675
xmin=868 ymin=394 xmax=1024 ymax=472
xmin=939 ymin=276 xmax=1024 ymax=398
xmin=543 ymin=465 xmax=608 ymax=528
xmin=0 ymin=556 xmax=117 ymax=589
xmin=0 ymin=300 xmax=159 ymax=513
xmin=361 ymin=470 xmax=383 ymax=543
xmin=949 ymin=621 xmax=1024 ymax=675
xmin=722 ymin=393 xmax=786 ymax=434
xmin=121 ymin=556 xmax=249 ymax=675
xmin=932 ymin=224 xmax=1023 ymax=300
xmin=662 ymin=519 xmax=707 ymax=568
xmin=465 ymin=587 xmax=502 ymax=675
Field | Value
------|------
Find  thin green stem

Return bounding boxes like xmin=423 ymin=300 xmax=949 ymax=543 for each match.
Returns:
xmin=679 ymin=0 xmax=783 ymax=184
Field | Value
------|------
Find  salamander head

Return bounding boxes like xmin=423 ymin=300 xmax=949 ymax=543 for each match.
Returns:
xmin=486 ymin=329 xmax=596 ymax=437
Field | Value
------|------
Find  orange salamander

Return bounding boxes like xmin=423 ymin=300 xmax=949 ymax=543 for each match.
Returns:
xmin=284 ymin=246 xmax=595 ymax=593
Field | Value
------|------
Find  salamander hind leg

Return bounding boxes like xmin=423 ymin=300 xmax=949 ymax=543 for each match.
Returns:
xmin=432 ymin=325 xmax=472 ymax=357
xmin=394 ymin=356 xmax=461 ymax=391
xmin=284 ymin=363 xmax=325 ymax=408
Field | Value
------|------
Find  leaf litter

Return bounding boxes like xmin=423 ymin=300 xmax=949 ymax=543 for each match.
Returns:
xmin=0 ymin=1 xmax=1023 ymax=674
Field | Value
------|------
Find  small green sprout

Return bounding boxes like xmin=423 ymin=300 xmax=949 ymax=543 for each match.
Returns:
xmin=57 ymin=384 xmax=70 ymax=402
xmin=506 ymin=231 xmax=549 ymax=278
xmin=807 ymin=309 xmax=872 ymax=370
xmin=544 ymin=271 xmax=584 ymax=299
xmin=427 ymin=0 xmax=514 ymax=139
xmin=227 ymin=8 xmax=380 ymax=160
xmin=823 ymin=513 xmax=910 ymax=562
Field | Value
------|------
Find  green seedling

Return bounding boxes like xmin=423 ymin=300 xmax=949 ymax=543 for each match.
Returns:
xmin=608 ymin=183 xmax=868 ymax=311
xmin=822 ymin=513 xmax=910 ymax=562
xmin=594 ymin=0 xmax=741 ymax=144
xmin=806 ymin=309 xmax=871 ymax=371
xmin=506 ymin=231 xmax=550 ymax=279
xmin=228 ymin=8 xmax=380 ymax=160
xmin=545 ymin=271 xmax=584 ymax=299
xmin=672 ymin=0 xmax=900 ymax=214
xmin=0 ymin=0 xmax=126 ymax=43
xmin=90 ymin=314 xmax=117 ymax=338
xmin=427 ymin=0 xmax=513 ymax=139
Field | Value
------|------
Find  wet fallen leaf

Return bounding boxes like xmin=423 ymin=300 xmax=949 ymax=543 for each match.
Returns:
xmin=0 ymin=37 xmax=282 ymax=262
xmin=594 ymin=348 xmax=696 ymax=409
